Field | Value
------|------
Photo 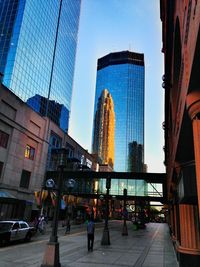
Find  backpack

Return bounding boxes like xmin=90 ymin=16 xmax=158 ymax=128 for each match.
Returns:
xmin=87 ymin=221 xmax=94 ymax=234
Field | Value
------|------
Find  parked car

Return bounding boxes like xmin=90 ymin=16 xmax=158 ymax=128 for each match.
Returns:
xmin=0 ymin=220 xmax=36 ymax=246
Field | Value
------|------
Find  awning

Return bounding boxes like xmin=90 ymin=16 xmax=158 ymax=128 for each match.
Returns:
xmin=0 ymin=190 xmax=16 ymax=198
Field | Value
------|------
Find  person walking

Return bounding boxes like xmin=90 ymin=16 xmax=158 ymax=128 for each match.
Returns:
xmin=65 ymin=217 xmax=71 ymax=234
xmin=37 ymin=214 xmax=46 ymax=234
xmin=87 ymin=217 xmax=95 ymax=252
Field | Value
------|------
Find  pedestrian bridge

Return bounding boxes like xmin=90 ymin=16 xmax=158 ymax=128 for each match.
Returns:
xmin=46 ymin=170 xmax=166 ymax=203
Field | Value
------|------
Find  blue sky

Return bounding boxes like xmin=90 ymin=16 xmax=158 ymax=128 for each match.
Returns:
xmin=69 ymin=0 xmax=165 ymax=173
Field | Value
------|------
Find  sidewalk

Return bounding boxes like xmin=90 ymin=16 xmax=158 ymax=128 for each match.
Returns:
xmin=44 ymin=219 xmax=90 ymax=234
xmin=0 ymin=221 xmax=178 ymax=267
xmin=48 ymin=221 xmax=179 ymax=267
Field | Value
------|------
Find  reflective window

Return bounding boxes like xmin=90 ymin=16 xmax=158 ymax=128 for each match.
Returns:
xmin=0 ymin=0 xmax=81 ymax=132
xmin=47 ymin=131 xmax=62 ymax=170
xmin=93 ymin=55 xmax=145 ymax=172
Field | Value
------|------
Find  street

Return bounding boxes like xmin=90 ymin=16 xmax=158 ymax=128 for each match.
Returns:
xmin=0 ymin=220 xmax=95 ymax=267
xmin=0 ymin=221 xmax=178 ymax=267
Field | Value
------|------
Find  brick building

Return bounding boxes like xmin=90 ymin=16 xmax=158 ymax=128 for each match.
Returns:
xmin=160 ymin=1 xmax=200 ymax=266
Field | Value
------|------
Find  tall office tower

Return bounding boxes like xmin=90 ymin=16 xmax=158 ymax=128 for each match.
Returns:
xmin=93 ymin=89 xmax=115 ymax=168
xmin=92 ymin=51 xmax=145 ymax=195
xmin=0 ymin=0 xmax=81 ymax=132
xmin=93 ymin=51 xmax=145 ymax=172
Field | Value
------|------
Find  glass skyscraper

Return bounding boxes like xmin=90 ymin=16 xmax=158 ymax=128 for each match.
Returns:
xmin=92 ymin=51 xmax=146 ymax=196
xmin=0 ymin=0 xmax=81 ymax=132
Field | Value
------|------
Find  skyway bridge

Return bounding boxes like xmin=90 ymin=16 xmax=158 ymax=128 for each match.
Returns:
xmin=46 ymin=171 xmax=167 ymax=204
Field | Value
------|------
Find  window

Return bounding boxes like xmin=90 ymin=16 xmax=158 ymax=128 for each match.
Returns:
xmin=20 ymin=170 xmax=31 ymax=189
xmin=65 ymin=142 xmax=74 ymax=158
xmin=20 ymin=222 xmax=28 ymax=229
xmin=50 ymin=132 xmax=62 ymax=148
xmin=12 ymin=223 xmax=20 ymax=230
xmin=0 ymin=130 xmax=9 ymax=148
xmin=25 ymin=145 xmax=35 ymax=160
xmin=0 ymin=162 xmax=3 ymax=178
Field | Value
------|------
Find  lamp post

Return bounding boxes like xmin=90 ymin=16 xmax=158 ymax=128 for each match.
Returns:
xmin=41 ymin=148 xmax=75 ymax=267
xmin=111 ymin=195 xmax=116 ymax=218
xmin=101 ymin=177 xmax=111 ymax=245
xmin=122 ymin=188 xmax=128 ymax=236
xmin=64 ymin=178 xmax=76 ymax=222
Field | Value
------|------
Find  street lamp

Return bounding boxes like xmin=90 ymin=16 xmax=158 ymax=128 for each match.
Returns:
xmin=41 ymin=148 xmax=75 ymax=267
xmin=64 ymin=178 xmax=76 ymax=221
xmin=101 ymin=177 xmax=111 ymax=245
xmin=122 ymin=188 xmax=128 ymax=236
xmin=111 ymin=195 xmax=116 ymax=218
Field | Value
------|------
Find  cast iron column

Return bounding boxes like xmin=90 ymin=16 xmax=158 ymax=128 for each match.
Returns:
xmin=41 ymin=166 xmax=63 ymax=267
xmin=122 ymin=188 xmax=128 ymax=235
xmin=101 ymin=177 xmax=111 ymax=245
xmin=186 ymin=91 xmax=200 ymax=220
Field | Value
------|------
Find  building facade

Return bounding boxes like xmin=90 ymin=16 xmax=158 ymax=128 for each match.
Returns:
xmin=93 ymin=89 xmax=115 ymax=168
xmin=93 ymin=51 xmax=145 ymax=172
xmin=0 ymin=0 xmax=81 ymax=132
xmin=0 ymin=82 xmax=98 ymax=220
xmin=92 ymin=51 xmax=146 ymax=196
xmin=161 ymin=1 xmax=200 ymax=266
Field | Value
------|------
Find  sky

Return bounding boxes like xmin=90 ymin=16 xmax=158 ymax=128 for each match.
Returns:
xmin=69 ymin=0 xmax=165 ymax=173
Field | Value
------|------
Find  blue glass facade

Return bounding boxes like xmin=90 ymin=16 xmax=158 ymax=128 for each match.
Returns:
xmin=0 ymin=0 xmax=81 ymax=132
xmin=93 ymin=51 xmax=146 ymax=196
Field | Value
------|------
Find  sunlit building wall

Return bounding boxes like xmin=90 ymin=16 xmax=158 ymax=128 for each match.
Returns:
xmin=93 ymin=89 xmax=115 ymax=168
xmin=0 ymin=0 xmax=81 ymax=132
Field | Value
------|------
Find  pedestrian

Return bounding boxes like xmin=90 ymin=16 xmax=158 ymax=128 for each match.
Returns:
xmin=33 ymin=216 xmax=38 ymax=230
xmin=87 ymin=217 xmax=95 ymax=252
xmin=38 ymin=214 xmax=46 ymax=234
xmin=65 ymin=217 xmax=71 ymax=234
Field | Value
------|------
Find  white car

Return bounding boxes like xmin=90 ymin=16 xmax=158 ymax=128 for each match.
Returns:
xmin=0 ymin=220 xmax=36 ymax=246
